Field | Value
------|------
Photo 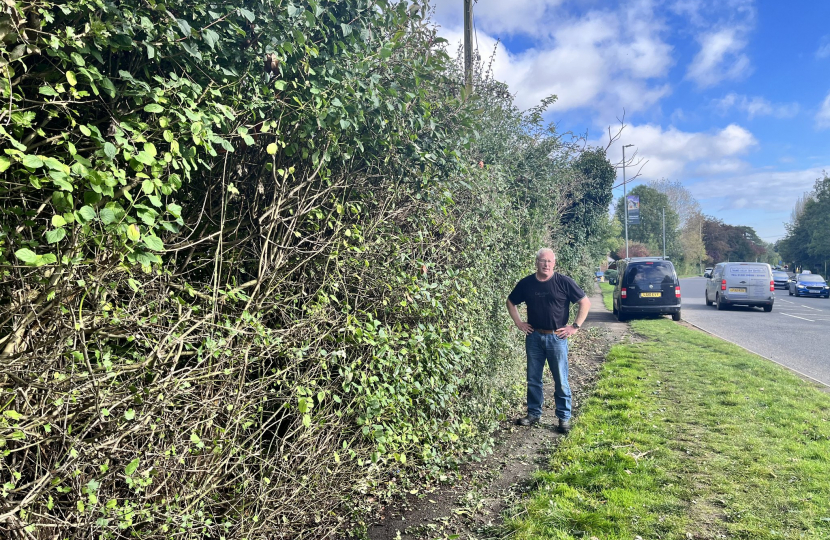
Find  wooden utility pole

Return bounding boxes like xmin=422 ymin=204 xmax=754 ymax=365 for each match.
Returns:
xmin=464 ymin=0 xmax=473 ymax=95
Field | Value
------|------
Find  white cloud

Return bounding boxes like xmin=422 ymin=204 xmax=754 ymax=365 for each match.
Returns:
xmin=602 ymin=123 xmax=757 ymax=180
xmin=434 ymin=3 xmax=674 ymax=113
xmin=686 ymin=28 xmax=752 ymax=88
xmin=714 ymin=93 xmax=799 ymax=119
xmin=690 ymin=167 xmax=830 ymax=212
xmin=816 ymin=36 xmax=830 ymax=59
xmin=430 ymin=0 xmax=564 ymax=38
xmin=816 ymin=92 xmax=830 ymax=129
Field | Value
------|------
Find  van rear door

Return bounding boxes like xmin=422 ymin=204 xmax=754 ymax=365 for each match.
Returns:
xmin=625 ymin=262 xmax=678 ymax=307
xmin=726 ymin=264 xmax=770 ymax=300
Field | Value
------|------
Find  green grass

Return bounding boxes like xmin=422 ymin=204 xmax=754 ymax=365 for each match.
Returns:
xmin=507 ymin=319 xmax=830 ymax=539
xmin=599 ymin=282 xmax=614 ymax=311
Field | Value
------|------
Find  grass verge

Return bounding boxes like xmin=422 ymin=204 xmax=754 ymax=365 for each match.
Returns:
xmin=507 ymin=319 xmax=830 ymax=539
xmin=599 ymin=282 xmax=614 ymax=311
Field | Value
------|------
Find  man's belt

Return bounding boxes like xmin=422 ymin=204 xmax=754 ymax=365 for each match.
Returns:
xmin=536 ymin=329 xmax=555 ymax=334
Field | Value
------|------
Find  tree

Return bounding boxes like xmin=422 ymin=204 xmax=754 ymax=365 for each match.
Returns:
xmin=779 ymin=174 xmax=830 ymax=271
xmin=614 ymin=185 xmax=681 ymax=259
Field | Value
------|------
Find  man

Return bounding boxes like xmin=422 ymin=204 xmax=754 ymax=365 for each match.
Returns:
xmin=506 ymin=248 xmax=591 ymax=433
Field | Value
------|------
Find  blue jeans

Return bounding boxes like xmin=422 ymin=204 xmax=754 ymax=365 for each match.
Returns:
xmin=525 ymin=331 xmax=571 ymax=420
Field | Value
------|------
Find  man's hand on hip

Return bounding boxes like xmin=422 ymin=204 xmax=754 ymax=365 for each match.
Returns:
xmin=516 ymin=321 xmax=533 ymax=335
xmin=555 ymin=325 xmax=578 ymax=338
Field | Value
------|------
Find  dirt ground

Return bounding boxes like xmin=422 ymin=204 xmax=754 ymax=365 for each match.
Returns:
xmin=366 ymin=288 xmax=629 ymax=540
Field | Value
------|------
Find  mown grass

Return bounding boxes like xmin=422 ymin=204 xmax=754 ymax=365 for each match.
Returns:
xmin=599 ymin=282 xmax=614 ymax=311
xmin=507 ymin=319 xmax=830 ymax=539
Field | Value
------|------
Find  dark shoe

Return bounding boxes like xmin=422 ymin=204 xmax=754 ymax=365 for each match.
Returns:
xmin=516 ymin=415 xmax=540 ymax=426
xmin=557 ymin=418 xmax=572 ymax=434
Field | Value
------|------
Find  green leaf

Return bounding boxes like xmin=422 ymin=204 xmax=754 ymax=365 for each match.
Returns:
xmin=128 ymin=278 xmax=140 ymax=292
xmin=100 ymin=208 xmax=117 ymax=225
xmin=202 ymin=28 xmax=220 ymax=49
xmin=36 ymin=253 xmax=57 ymax=267
xmin=79 ymin=125 xmax=92 ymax=137
xmin=124 ymin=409 xmax=136 ymax=421
xmin=45 ymin=228 xmax=66 ymax=244
xmin=144 ymin=104 xmax=164 ymax=113
xmin=0 ymin=156 xmax=10 ymax=173
xmin=143 ymin=142 xmax=157 ymax=157
xmin=70 ymin=52 xmax=85 ymax=66
xmin=3 ymin=410 xmax=22 ymax=420
xmin=303 ymin=414 xmax=312 ymax=427
xmin=143 ymin=235 xmax=164 ymax=252
xmin=266 ymin=143 xmax=278 ymax=155
xmin=190 ymin=432 xmax=201 ymax=444
xmin=52 ymin=215 xmax=67 ymax=227
xmin=135 ymin=151 xmax=156 ymax=165
xmin=124 ymin=458 xmax=139 ymax=476
xmin=14 ymin=248 xmax=37 ymax=263
xmin=142 ymin=180 xmax=155 ymax=195
xmin=127 ymin=224 xmax=141 ymax=242
xmin=103 ymin=143 xmax=117 ymax=159
xmin=39 ymin=86 xmax=58 ymax=96
xmin=77 ymin=205 xmax=97 ymax=222
xmin=22 ymin=154 xmax=43 ymax=168
xmin=66 ymin=70 xmax=77 ymax=86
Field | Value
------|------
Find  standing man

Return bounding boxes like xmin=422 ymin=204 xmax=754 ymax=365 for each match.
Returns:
xmin=506 ymin=248 xmax=591 ymax=433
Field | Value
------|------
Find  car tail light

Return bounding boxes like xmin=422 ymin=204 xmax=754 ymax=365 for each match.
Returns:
xmin=770 ymin=281 xmax=774 ymax=292
xmin=721 ymin=279 xmax=726 ymax=291
xmin=621 ymin=288 xmax=627 ymax=299
xmin=675 ymin=287 xmax=681 ymax=298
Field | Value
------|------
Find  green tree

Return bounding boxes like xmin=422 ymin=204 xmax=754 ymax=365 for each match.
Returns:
xmin=614 ymin=185 xmax=681 ymax=259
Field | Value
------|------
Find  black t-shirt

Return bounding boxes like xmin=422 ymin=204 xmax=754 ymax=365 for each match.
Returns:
xmin=508 ymin=273 xmax=586 ymax=330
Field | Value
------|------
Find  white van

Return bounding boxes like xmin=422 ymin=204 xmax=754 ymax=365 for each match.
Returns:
xmin=704 ymin=262 xmax=774 ymax=312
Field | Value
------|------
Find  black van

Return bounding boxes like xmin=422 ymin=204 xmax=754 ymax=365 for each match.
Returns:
xmin=612 ymin=257 xmax=681 ymax=322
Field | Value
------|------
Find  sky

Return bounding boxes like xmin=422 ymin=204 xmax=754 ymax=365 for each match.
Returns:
xmin=430 ymin=0 xmax=830 ymax=245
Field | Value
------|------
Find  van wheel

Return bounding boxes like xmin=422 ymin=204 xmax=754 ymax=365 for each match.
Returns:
xmin=672 ymin=311 xmax=681 ymax=321
xmin=617 ymin=308 xmax=627 ymax=322
xmin=763 ymin=305 xmax=773 ymax=312
xmin=612 ymin=301 xmax=618 ymax=315
xmin=716 ymin=293 xmax=727 ymax=311
xmin=705 ymin=290 xmax=713 ymax=306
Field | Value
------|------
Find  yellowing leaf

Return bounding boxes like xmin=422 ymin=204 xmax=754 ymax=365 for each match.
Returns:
xmin=127 ymin=224 xmax=140 ymax=242
xmin=66 ymin=70 xmax=77 ymax=86
xmin=266 ymin=143 xmax=278 ymax=155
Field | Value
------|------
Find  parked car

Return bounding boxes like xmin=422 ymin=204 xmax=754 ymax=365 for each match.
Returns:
xmin=705 ymin=262 xmax=774 ymax=312
xmin=704 ymin=267 xmax=713 ymax=278
xmin=613 ymin=257 xmax=681 ymax=322
xmin=605 ymin=269 xmax=619 ymax=285
xmin=788 ymin=273 xmax=830 ymax=298
xmin=772 ymin=270 xmax=790 ymax=290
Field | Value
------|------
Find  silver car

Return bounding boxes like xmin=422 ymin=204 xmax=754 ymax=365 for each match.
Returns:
xmin=705 ymin=262 xmax=774 ymax=312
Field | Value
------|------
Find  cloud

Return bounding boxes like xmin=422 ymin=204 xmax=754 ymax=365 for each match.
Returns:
xmin=817 ymin=36 xmax=830 ymax=59
xmin=433 ymin=3 xmax=674 ymax=113
xmin=430 ymin=0 xmax=564 ymax=38
xmin=714 ymin=93 xmax=799 ymax=119
xmin=816 ymin=92 xmax=830 ymax=129
xmin=690 ymin=167 xmax=830 ymax=212
xmin=601 ymin=123 xmax=757 ymax=180
xmin=686 ymin=28 xmax=752 ymax=88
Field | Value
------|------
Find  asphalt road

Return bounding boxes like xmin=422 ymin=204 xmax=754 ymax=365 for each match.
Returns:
xmin=679 ymin=277 xmax=830 ymax=387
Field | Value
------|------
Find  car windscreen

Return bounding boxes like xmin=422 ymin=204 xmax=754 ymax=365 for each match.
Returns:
xmin=799 ymin=275 xmax=825 ymax=283
xmin=772 ymin=272 xmax=789 ymax=279
xmin=627 ymin=263 xmax=674 ymax=285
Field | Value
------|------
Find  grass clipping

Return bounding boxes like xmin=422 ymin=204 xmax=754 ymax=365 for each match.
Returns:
xmin=508 ymin=319 xmax=830 ymax=539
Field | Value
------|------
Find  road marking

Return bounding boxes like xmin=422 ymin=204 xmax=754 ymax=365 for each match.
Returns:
xmin=781 ymin=313 xmax=815 ymax=322
xmin=800 ymin=305 xmax=827 ymax=311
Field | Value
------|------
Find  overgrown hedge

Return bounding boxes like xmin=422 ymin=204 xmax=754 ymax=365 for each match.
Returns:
xmin=0 ymin=0 xmax=614 ymax=537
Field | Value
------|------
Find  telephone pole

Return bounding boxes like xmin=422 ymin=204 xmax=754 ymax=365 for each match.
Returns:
xmin=464 ymin=0 xmax=473 ymax=95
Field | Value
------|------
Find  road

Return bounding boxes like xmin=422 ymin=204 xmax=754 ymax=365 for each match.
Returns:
xmin=679 ymin=277 xmax=830 ymax=387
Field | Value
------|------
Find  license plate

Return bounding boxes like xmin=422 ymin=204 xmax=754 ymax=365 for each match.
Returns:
xmin=640 ymin=292 xmax=662 ymax=298
xmin=728 ymin=287 xmax=746 ymax=293
xmin=810 ymin=290 xmax=820 ymax=294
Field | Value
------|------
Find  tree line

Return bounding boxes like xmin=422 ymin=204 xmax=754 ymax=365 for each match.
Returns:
xmin=778 ymin=173 xmax=830 ymax=274
xmin=610 ymin=180 xmax=778 ymax=271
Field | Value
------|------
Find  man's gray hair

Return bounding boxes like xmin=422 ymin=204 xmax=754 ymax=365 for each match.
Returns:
xmin=535 ymin=248 xmax=555 ymax=261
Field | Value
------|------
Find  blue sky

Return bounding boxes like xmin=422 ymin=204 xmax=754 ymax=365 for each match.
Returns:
xmin=431 ymin=0 xmax=830 ymax=244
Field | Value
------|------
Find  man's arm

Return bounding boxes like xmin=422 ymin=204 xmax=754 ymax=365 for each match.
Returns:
xmin=555 ymin=296 xmax=591 ymax=338
xmin=506 ymin=299 xmax=533 ymax=335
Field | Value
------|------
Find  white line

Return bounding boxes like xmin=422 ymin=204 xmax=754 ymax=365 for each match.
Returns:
xmin=683 ymin=323 xmax=829 ymax=389
xmin=800 ymin=305 xmax=826 ymax=311
xmin=781 ymin=313 xmax=815 ymax=322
